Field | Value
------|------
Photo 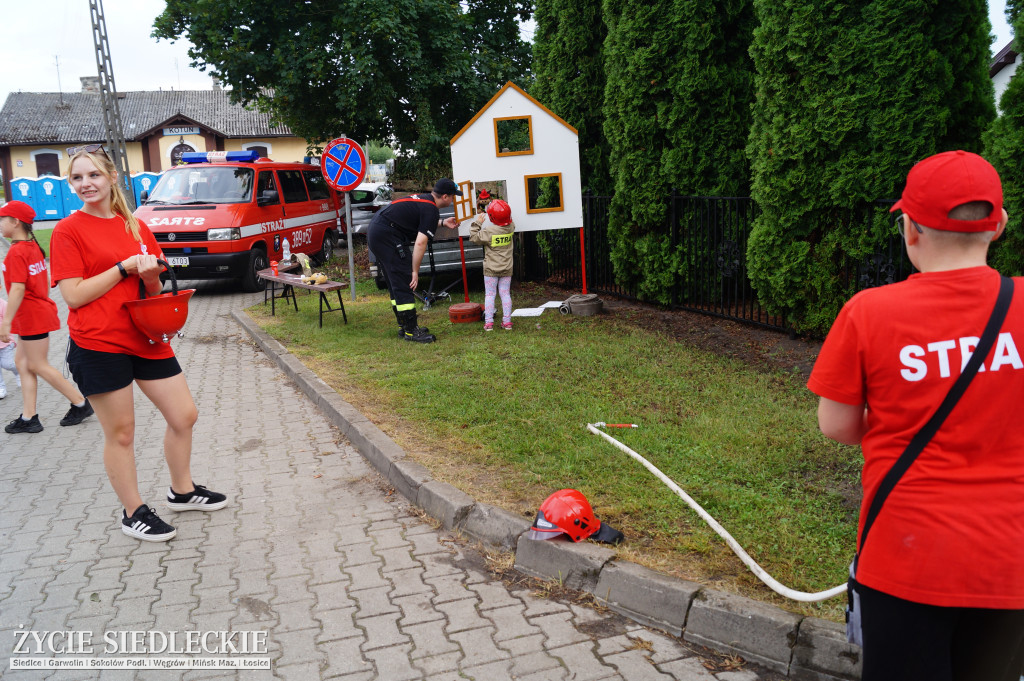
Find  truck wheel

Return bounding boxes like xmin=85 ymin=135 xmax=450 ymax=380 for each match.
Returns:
xmin=242 ymin=247 xmax=269 ymax=292
xmin=313 ymin=231 xmax=335 ymax=265
xmin=375 ymin=272 xmax=388 ymax=290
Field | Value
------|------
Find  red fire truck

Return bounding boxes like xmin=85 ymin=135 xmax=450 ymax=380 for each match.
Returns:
xmin=134 ymin=150 xmax=344 ymax=291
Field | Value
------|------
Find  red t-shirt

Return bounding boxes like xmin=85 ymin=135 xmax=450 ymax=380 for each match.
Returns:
xmin=1 ymin=240 xmax=59 ymax=335
xmin=808 ymin=266 xmax=1024 ymax=608
xmin=49 ymin=211 xmax=172 ymax=359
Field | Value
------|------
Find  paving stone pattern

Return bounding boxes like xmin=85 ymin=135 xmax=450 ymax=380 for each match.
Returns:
xmin=0 ymin=268 xmax=779 ymax=680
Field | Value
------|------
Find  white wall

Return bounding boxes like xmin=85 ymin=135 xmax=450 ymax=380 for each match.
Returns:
xmin=451 ymin=85 xmax=583 ymax=236
xmin=993 ymin=53 xmax=1020 ymax=112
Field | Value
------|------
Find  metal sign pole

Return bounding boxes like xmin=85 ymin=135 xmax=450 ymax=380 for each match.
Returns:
xmin=345 ymin=192 xmax=356 ymax=302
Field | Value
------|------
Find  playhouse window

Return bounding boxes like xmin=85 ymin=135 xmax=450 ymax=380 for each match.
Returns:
xmin=453 ymin=180 xmax=474 ymax=223
xmin=494 ymin=116 xmax=534 ymax=157
xmin=525 ymin=173 xmax=564 ymax=214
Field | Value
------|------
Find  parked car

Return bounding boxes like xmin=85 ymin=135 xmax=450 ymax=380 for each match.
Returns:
xmin=340 ymin=182 xmax=392 ymax=235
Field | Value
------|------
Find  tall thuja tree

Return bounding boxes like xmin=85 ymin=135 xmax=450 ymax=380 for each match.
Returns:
xmin=531 ymin=0 xmax=610 ymax=194
xmin=985 ymin=0 xmax=1024 ymax=275
xmin=747 ymin=0 xmax=996 ymax=333
xmin=603 ymin=0 xmax=755 ymax=302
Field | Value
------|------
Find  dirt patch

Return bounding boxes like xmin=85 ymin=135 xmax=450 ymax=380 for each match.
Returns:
xmin=516 ymin=281 xmax=823 ymax=382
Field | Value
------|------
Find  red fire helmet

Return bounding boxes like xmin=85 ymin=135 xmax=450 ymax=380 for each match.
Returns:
xmin=529 ymin=489 xmax=599 ymax=542
xmin=528 ymin=489 xmax=624 ymax=544
xmin=486 ymin=199 xmax=512 ymax=227
xmin=124 ymin=289 xmax=195 ymax=344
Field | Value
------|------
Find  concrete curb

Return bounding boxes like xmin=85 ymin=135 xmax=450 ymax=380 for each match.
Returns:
xmin=232 ymin=309 xmax=862 ymax=680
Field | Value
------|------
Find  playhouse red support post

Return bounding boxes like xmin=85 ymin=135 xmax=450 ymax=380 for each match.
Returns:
xmin=458 ymin=236 xmax=470 ymax=303
xmin=579 ymin=226 xmax=588 ymax=294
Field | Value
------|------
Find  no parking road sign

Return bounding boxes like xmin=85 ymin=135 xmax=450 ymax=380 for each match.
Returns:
xmin=321 ymin=137 xmax=367 ymax=192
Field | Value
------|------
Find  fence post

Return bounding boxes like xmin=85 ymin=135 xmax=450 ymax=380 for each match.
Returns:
xmin=670 ymin=189 xmax=679 ymax=308
xmin=581 ymin=190 xmax=593 ymax=294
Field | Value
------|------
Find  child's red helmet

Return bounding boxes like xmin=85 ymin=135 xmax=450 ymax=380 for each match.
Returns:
xmin=486 ymin=199 xmax=512 ymax=227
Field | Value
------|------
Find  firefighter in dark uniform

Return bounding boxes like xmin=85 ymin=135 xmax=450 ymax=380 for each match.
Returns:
xmin=366 ymin=178 xmax=462 ymax=343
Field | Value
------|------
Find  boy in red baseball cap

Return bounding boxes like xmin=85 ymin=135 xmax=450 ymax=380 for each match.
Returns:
xmin=0 ymin=201 xmax=93 ymax=433
xmin=807 ymin=151 xmax=1024 ymax=680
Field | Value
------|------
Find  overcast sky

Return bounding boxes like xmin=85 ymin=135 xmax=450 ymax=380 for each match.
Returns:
xmin=0 ymin=0 xmax=1015 ymax=107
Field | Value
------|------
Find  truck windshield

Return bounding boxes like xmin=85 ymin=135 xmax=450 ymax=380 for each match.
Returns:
xmin=146 ymin=166 xmax=254 ymax=205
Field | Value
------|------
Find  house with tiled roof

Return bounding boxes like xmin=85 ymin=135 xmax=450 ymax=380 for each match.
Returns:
xmin=0 ymin=77 xmax=313 ymax=199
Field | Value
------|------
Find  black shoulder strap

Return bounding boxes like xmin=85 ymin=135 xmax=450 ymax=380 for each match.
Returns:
xmin=857 ymin=275 xmax=1015 ymax=560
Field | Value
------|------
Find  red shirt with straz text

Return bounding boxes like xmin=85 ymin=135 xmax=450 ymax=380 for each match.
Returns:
xmin=808 ymin=266 xmax=1024 ymax=608
xmin=1 ymin=240 xmax=59 ymax=335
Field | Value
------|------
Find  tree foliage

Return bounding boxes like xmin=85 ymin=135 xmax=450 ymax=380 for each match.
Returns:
xmin=746 ymin=0 xmax=996 ymax=333
xmin=985 ymin=0 xmax=1024 ymax=275
xmin=531 ymin=0 xmax=611 ymax=195
xmin=601 ymin=0 xmax=756 ymax=303
xmin=152 ymin=0 xmax=532 ymax=170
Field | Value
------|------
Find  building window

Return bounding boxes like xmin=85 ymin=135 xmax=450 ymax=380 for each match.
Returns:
xmin=170 ymin=142 xmax=196 ymax=166
xmin=494 ymin=116 xmax=533 ymax=157
xmin=30 ymin=149 xmax=63 ymax=177
xmin=524 ymin=173 xmax=564 ymax=214
xmin=243 ymin=142 xmax=271 ymax=158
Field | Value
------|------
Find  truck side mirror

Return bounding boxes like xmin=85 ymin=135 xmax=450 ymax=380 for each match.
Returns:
xmin=257 ymin=189 xmax=279 ymax=206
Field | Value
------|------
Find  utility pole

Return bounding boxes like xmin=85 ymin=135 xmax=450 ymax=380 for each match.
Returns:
xmin=89 ymin=0 xmax=134 ymax=208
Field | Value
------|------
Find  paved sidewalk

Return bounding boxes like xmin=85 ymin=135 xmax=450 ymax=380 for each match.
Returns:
xmin=0 ymin=273 xmax=778 ymax=680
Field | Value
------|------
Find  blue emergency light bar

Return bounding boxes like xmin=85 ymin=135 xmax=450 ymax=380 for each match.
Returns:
xmin=180 ymin=150 xmax=261 ymax=164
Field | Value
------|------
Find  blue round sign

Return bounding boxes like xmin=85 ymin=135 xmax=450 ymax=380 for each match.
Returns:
xmin=321 ymin=138 xmax=367 ymax=192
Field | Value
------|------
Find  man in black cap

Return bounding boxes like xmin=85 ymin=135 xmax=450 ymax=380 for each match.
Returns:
xmin=366 ymin=178 xmax=462 ymax=342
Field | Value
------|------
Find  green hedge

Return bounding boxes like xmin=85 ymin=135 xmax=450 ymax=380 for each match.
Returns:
xmin=746 ymin=0 xmax=995 ymax=333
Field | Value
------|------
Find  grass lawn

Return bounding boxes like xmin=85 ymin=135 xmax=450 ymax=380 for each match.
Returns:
xmin=245 ymin=248 xmax=860 ymax=619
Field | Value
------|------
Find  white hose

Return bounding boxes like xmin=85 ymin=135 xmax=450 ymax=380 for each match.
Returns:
xmin=587 ymin=423 xmax=847 ymax=602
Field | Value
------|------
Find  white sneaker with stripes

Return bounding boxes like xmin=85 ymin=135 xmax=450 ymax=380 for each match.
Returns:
xmin=166 ymin=484 xmax=228 ymax=511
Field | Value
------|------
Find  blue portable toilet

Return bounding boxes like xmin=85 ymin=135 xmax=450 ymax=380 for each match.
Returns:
xmin=61 ymin=178 xmax=84 ymax=215
xmin=8 ymin=178 xmax=37 ymax=215
xmin=35 ymin=176 xmax=64 ymax=220
xmin=132 ymin=172 xmax=162 ymax=205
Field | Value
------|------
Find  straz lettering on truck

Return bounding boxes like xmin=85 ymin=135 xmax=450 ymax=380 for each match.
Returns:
xmin=260 ymin=219 xmax=284 ymax=234
xmin=290 ymin=227 xmax=314 ymax=248
xmin=147 ymin=217 xmax=207 ymax=226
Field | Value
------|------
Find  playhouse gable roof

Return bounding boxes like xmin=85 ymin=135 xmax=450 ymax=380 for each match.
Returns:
xmin=450 ymin=82 xmax=577 ymax=146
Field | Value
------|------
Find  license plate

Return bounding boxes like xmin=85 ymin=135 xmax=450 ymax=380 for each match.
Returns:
xmin=167 ymin=256 xmax=189 ymax=267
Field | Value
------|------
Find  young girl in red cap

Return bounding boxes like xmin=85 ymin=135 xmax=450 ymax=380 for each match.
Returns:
xmin=0 ymin=200 xmax=92 ymax=433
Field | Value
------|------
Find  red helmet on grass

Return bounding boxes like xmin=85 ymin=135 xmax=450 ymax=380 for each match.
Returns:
xmin=528 ymin=489 xmax=623 ymax=544
xmin=486 ymin=199 xmax=512 ymax=227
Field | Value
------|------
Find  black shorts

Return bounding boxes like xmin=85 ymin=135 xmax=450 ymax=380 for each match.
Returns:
xmin=67 ymin=340 xmax=182 ymax=396
xmin=20 ymin=332 xmax=49 ymax=341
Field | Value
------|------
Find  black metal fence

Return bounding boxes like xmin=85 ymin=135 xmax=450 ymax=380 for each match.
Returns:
xmin=521 ymin=193 xmax=914 ymax=334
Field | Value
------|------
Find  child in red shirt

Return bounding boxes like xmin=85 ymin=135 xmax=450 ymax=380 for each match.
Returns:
xmin=808 ymin=151 xmax=1024 ymax=680
xmin=50 ymin=147 xmax=227 ymax=543
xmin=0 ymin=200 xmax=92 ymax=433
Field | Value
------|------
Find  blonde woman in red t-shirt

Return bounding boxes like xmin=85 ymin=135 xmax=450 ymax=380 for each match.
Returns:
xmin=0 ymin=200 xmax=91 ymax=434
xmin=50 ymin=147 xmax=227 ymax=543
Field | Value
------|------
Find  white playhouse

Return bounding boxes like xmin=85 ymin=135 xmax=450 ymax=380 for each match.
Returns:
xmin=449 ymin=82 xmax=583 ymax=236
